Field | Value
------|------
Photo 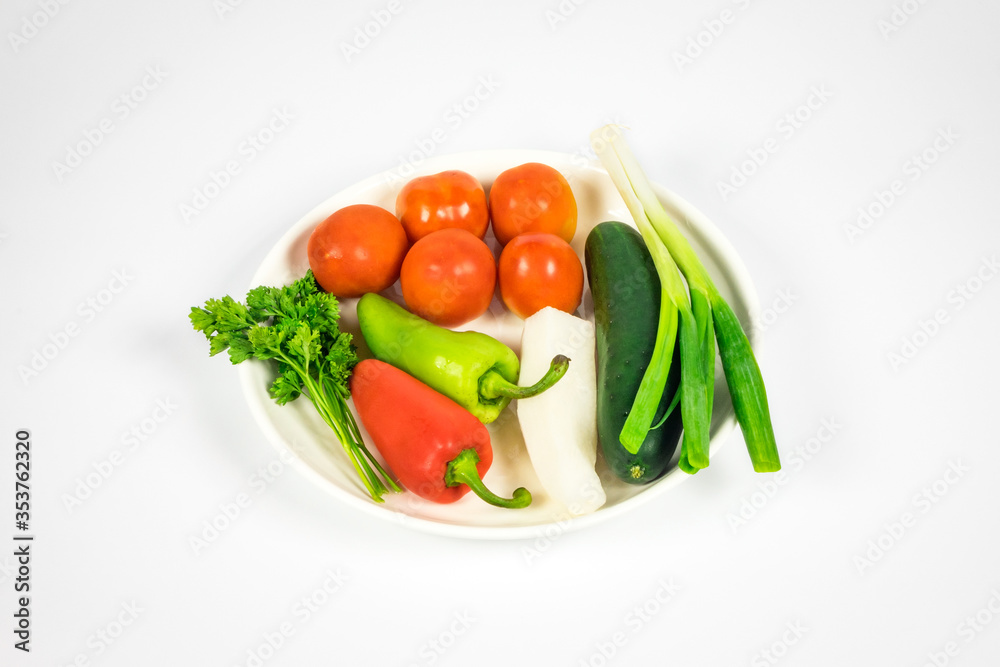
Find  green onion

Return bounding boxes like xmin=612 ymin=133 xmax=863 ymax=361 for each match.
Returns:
xmin=590 ymin=125 xmax=780 ymax=473
xmin=591 ymin=127 xmax=711 ymax=467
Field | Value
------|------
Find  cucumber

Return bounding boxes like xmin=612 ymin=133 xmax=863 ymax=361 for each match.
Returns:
xmin=585 ymin=221 xmax=682 ymax=484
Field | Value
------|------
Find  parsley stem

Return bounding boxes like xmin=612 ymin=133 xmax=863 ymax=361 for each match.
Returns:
xmin=294 ymin=365 xmax=399 ymax=501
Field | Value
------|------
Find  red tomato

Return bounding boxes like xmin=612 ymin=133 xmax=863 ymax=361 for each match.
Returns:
xmin=400 ymin=228 xmax=497 ymax=327
xmin=488 ymin=163 xmax=577 ymax=246
xmin=307 ymin=204 xmax=409 ymax=298
xmin=395 ymin=170 xmax=489 ymax=243
xmin=498 ymin=233 xmax=583 ymax=319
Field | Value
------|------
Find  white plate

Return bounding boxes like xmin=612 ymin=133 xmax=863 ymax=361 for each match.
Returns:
xmin=239 ymin=149 xmax=761 ymax=540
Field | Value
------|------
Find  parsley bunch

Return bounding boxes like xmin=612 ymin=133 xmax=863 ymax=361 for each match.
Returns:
xmin=189 ymin=270 xmax=400 ymax=502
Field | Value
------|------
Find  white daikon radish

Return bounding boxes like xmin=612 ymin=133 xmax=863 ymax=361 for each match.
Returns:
xmin=517 ymin=307 xmax=605 ymax=515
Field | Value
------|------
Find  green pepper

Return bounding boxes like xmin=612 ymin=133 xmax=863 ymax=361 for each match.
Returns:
xmin=356 ymin=293 xmax=568 ymax=424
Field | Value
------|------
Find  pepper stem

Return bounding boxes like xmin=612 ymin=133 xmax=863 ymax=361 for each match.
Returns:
xmin=444 ymin=449 xmax=531 ymax=509
xmin=479 ymin=354 xmax=570 ymax=401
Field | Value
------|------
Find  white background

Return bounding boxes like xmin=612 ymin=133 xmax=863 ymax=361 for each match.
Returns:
xmin=3 ymin=1 xmax=1000 ymax=665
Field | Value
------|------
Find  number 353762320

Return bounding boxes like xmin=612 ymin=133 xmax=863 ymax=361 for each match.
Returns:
xmin=15 ymin=430 xmax=30 ymax=529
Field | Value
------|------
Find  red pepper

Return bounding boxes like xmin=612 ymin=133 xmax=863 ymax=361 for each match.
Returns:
xmin=350 ymin=359 xmax=531 ymax=508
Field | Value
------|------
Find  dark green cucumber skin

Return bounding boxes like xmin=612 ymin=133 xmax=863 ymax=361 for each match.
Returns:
xmin=585 ymin=221 xmax=682 ymax=484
